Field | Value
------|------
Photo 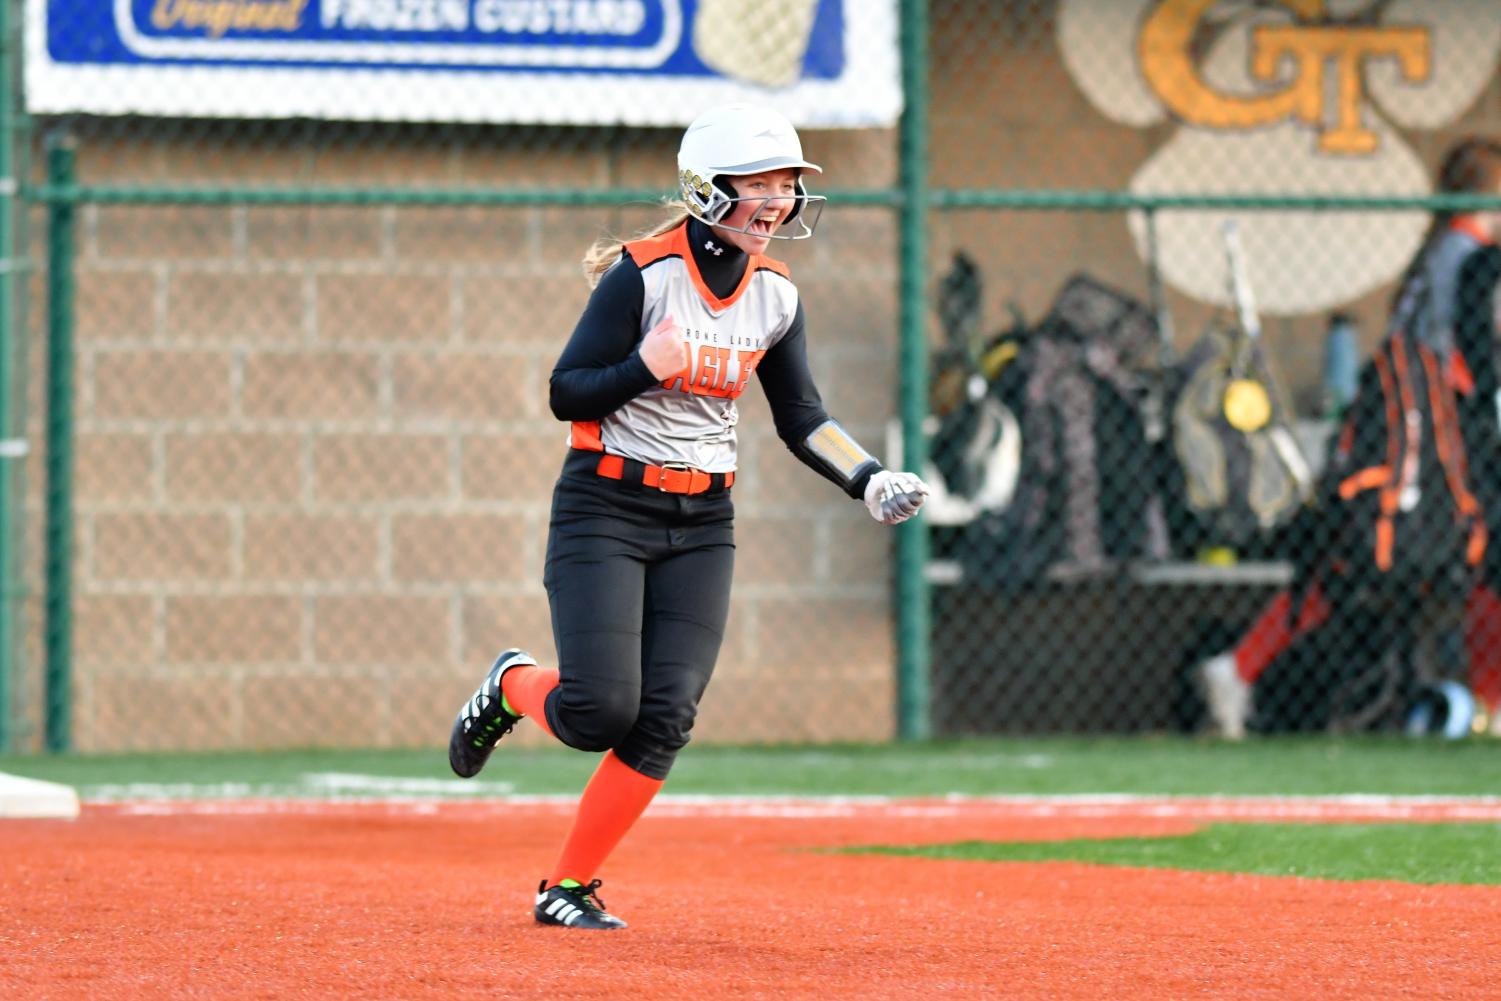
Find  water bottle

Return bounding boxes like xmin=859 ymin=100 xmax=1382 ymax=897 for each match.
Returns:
xmin=1322 ymin=312 xmax=1359 ymax=420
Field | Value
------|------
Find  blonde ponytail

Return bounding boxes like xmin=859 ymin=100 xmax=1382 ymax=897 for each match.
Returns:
xmin=582 ymin=201 xmax=692 ymax=288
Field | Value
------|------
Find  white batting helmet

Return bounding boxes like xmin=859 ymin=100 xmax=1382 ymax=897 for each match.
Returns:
xmin=677 ymin=103 xmax=825 ymax=239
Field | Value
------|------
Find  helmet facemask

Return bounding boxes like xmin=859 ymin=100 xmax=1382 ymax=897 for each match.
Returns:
xmin=679 ymin=170 xmax=826 ymax=240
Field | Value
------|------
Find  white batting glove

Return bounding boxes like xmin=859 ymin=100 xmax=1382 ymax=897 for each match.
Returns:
xmin=864 ymin=470 xmax=930 ymax=525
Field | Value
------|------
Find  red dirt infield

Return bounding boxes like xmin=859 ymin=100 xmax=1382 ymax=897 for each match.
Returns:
xmin=3 ymin=798 xmax=1499 ymax=1000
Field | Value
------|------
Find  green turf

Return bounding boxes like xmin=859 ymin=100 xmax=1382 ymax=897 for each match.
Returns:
xmin=847 ymin=822 xmax=1501 ymax=885
xmin=0 ymin=735 xmax=1498 ymax=798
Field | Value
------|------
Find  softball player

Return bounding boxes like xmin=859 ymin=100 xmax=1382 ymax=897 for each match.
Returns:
xmin=447 ymin=103 xmax=928 ymax=930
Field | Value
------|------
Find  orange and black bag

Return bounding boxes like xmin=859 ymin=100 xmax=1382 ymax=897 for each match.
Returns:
xmin=1323 ymin=325 xmax=1486 ymax=590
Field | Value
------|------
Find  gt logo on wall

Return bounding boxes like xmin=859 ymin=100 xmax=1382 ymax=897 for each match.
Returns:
xmin=1059 ymin=0 xmax=1501 ymax=316
xmin=24 ymin=0 xmax=900 ymax=127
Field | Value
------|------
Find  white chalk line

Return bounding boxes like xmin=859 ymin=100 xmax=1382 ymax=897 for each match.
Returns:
xmin=87 ymin=792 xmax=1501 ymax=821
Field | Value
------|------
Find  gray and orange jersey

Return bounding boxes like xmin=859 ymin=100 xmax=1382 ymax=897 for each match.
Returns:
xmin=568 ymin=223 xmax=798 ymax=473
xmin=549 ymin=218 xmax=882 ymax=499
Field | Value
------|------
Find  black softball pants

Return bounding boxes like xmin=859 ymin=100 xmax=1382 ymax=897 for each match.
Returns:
xmin=540 ymin=454 xmax=735 ymax=780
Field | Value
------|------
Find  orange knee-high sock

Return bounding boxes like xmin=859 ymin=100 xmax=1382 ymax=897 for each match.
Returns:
xmin=500 ymin=665 xmax=559 ymax=739
xmin=548 ymin=751 xmax=664 ymax=886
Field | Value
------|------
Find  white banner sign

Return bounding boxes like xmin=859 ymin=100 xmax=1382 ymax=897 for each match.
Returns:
xmin=26 ymin=0 xmax=901 ymax=127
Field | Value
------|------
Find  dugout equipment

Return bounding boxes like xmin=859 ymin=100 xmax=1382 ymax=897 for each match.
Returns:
xmin=1327 ymin=327 xmax=1486 ymax=579
xmin=942 ymin=272 xmax=1166 ymax=587
xmin=927 ymin=252 xmax=1023 ymax=519
xmin=1405 ymin=680 xmax=1477 ymax=739
xmin=1253 ymin=318 xmax=1484 ymax=734
xmin=677 ymin=103 xmax=826 ymax=239
xmin=1171 ymin=327 xmax=1306 ymax=550
xmin=1169 ymin=221 xmax=1312 ymax=554
xmin=1221 ymin=221 xmax=1308 ymax=485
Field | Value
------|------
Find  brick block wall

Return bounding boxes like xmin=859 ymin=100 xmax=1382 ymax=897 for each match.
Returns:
xmin=24 ymin=126 xmax=899 ymax=752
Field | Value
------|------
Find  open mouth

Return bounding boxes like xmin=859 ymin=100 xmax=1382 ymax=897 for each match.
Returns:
xmin=747 ymin=217 xmax=780 ymax=237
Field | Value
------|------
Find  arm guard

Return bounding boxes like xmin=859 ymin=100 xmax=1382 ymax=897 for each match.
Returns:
xmin=796 ymin=419 xmax=882 ymax=498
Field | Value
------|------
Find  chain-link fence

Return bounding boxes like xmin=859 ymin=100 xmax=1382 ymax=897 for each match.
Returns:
xmin=4 ymin=1 xmax=1501 ymax=753
xmin=9 ymin=129 xmax=908 ymax=752
xmin=927 ymin=0 xmax=1501 ymax=741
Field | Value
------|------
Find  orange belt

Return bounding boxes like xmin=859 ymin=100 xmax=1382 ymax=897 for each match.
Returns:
xmin=595 ymin=454 xmax=734 ymax=495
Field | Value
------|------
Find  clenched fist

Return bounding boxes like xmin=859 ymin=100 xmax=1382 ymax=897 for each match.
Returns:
xmin=864 ymin=470 xmax=929 ymax=525
xmin=639 ymin=313 xmax=689 ymax=380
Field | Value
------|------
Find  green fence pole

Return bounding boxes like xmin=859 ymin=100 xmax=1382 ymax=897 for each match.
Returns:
xmin=0 ymin=0 xmax=16 ymax=753
xmin=43 ymin=134 xmax=76 ymax=753
xmin=896 ymin=0 xmax=931 ymax=741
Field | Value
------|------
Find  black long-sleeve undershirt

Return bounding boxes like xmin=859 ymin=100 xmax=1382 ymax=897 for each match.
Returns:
xmin=548 ymin=258 xmax=660 ymax=421
xmin=548 ymin=219 xmax=880 ymax=498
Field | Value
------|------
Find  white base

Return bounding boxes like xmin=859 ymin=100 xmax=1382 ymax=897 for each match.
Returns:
xmin=0 ymin=772 xmax=80 ymax=819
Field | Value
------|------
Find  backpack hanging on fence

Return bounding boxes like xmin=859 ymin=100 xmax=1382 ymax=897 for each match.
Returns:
xmin=1169 ymin=325 xmax=1309 ymax=556
xmin=960 ymin=273 xmax=1166 ymax=588
xmin=1254 ymin=324 xmax=1487 ymax=733
xmin=928 ymin=252 xmax=1025 ymax=519
xmin=1168 ymin=221 xmax=1314 ymax=559
xmin=1322 ymin=325 xmax=1486 ymax=586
